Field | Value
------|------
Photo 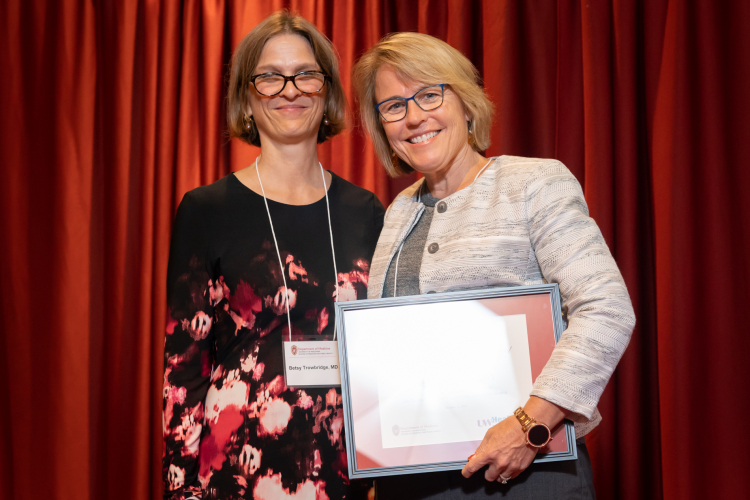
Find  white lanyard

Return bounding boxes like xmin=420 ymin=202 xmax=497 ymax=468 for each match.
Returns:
xmin=393 ymin=157 xmax=494 ymax=297
xmin=255 ymin=157 xmax=340 ymax=341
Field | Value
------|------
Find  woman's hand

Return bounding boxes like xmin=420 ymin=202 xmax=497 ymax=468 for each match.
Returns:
xmin=461 ymin=396 xmax=569 ymax=482
xmin=461 ymin=415 xmax=536 ymax=482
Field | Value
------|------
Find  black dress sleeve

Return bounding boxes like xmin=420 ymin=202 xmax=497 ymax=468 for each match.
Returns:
xmin=371 ymin=194 xmax=385 ymax=241
xmin=162 ymin=191 xmax=215 ymax=500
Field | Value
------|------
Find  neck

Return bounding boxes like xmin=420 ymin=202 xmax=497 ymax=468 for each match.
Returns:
xmin=235 ymin=135 xmax=332 ymax=205
xmin=257 ymin=138 xmax=321 ymax=186
xmin=423 ymin=146 xmax=487 ymax=199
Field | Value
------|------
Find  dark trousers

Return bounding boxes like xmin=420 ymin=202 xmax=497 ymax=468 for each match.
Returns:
xmin=376 ymin=439 xmax=596 ymax=500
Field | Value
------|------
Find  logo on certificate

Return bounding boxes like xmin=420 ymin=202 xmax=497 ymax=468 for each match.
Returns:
xmin=291 ymin=345 xmax=298 ymax=356
xmin=477 ymin=416 xmax=503 ymax=427
xmin=392 ymin=425 xmax=400 ymax=436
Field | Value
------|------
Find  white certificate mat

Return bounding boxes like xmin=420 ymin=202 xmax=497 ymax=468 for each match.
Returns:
xmin=345 ymin=303 xmax=532 ymax=449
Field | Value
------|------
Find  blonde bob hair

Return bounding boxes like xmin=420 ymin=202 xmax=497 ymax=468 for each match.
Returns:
xmin=352 ymin=32 xmax=494 ymax=177
xmin=227 ymin=10 xmax=346 ymax=146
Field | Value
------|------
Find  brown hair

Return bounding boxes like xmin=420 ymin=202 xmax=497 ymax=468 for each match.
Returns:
xmin=352 ymin=32 xmax=494 ymax=176
xmin=227 ymin=10 xmax=346 ymax=146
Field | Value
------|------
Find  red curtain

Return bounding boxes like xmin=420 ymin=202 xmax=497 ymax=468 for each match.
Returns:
xmin=1 ymin=1 xmax=748 ymax=499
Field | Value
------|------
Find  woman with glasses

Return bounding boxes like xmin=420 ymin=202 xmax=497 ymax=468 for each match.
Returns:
xmin=162 ymin=11 xmax=383 ymax=500
xmin=352 ymin=33 xmax=635 ymax=499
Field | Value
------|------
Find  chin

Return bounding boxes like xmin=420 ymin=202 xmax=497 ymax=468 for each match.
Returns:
xmin=277 ymin=120 xmax=313 ymax=133
xmin=276 ymin=128 xmax=318 ymax=143
xmin=403 ymin=152 xmax=446 ymax=174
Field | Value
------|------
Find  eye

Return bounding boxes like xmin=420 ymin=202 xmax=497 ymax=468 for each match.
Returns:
xmin=295 ymin=71 xmax=322 ymax=81
xmin=256 ymin=73 xmax=282 ymax=83
xmin=419 ymin=91 xmax=441 ymax=102
xmin=382 ymin=100 xmax=404 ymax=113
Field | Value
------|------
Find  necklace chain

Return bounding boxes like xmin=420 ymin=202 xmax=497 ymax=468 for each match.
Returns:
xmin=400 ymin=157 xmax=494 ymax=296
xmin=255 ymin=157 xmax=340 ymax=341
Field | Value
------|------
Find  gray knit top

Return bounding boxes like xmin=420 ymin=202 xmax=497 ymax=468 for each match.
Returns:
xmin=382 ymin=190 xmax=440 ymax=297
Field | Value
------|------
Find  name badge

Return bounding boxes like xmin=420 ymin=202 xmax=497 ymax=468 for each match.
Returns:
xmin=282 ymin=341 xmax=341 ymax=388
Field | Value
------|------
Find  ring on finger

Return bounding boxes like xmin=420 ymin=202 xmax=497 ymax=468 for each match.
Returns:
xmin=499 ymin=474 xmax=511 ymax=484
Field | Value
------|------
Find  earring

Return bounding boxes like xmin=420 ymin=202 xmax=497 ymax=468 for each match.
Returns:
xmin=323 ymin=114 xmax=330 ymax=126
xmin=467 ymin=120 xmax=473 ymax=135
xmin=244 ymin=115 xmax=254 ymax=131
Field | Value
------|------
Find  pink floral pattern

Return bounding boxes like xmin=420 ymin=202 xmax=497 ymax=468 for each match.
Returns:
xmin=164 ymin=252 xmax=376 ymax=499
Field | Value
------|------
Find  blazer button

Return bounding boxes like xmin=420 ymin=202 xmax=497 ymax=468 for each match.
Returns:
xmin=436 ymin=201 xmax=447 ymax=213
xmin=428 ymin=242 xmax=439 ymax=254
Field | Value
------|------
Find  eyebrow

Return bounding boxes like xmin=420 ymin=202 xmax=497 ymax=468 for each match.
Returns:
xmin=254 ymin=63 xmax=320 ymax=74
xmin=376 ymin=82 xmax=434 ymax=103
xmin=378 ymin=94 xmax=406 ymax=102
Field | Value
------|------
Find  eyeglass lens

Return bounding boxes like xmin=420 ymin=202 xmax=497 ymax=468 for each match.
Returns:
xmin=254 ymin=73 xmax=326 ymax=96
xmin=378 ymin=85 xmax=444 ymax=121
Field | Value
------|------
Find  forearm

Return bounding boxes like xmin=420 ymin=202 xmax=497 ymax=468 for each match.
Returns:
xmin=522 ymin=395 xmax=569 ymax=431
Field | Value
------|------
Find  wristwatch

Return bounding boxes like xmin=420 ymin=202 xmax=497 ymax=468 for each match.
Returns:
xmin=513 ymin=407 xmax=552 ymax=448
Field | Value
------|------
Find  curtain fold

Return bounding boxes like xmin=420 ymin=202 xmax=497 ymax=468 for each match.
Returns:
xmin=650 ymin=1 xmax=750 ymax=498
xmin=1 ymin=1 xmax=747 ymax=499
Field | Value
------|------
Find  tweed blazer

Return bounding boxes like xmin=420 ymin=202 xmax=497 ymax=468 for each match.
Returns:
xmin=368 ymin=155 xmax=636 ymax=437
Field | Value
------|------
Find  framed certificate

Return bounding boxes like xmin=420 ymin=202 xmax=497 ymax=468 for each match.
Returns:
xmin=334 ymin=284 xmax=577 ymax=479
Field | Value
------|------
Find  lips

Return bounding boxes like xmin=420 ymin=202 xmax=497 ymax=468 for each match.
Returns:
xmin=275 ymin=105 xmax=306 ymax=110
xmin=408 ymin=130 xmax=440 ymax=144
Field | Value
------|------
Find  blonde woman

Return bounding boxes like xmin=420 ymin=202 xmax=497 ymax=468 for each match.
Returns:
xmin=162 ymin=11 xmax=383 ymax=499
xmin=352 ymin=33 xmax=634 ymax=499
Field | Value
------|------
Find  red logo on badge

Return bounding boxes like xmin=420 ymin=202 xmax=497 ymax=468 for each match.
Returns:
xmin=291 ymin=345 xmax=298 ymax=356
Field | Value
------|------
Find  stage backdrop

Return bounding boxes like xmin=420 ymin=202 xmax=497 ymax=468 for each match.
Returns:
xmin=1 ymin=1 xmax=748 ymax=499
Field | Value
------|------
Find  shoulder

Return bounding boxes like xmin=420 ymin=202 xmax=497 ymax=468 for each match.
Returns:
xmin=330 ymin=172 xmax=384 ymax=212
xmin=478 ymin=156 xmax=581 ymax=199
xmin=390 ymin=177 xmax=425 ymax=207
xmin=173 ymin=175 xmax=247 ymax=235
xmin=179 ymin=175 xmax=236 ymax=211
xmin=489 ymin=155 xmax=573 ymax=181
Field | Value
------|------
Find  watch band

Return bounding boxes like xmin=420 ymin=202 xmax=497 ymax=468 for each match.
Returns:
xmin=513 ymin=407 xmax=536 ymax=432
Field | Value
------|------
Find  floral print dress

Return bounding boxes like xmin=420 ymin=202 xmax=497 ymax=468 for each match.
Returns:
xmin=162 ymin=173 xmax=384 ymax=499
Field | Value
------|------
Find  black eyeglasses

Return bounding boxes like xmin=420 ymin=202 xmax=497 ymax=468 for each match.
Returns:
xmin=250 ymin=71 xmax=329 ymax=97
xmin=375 ymin=84 xmax=447 ymax=122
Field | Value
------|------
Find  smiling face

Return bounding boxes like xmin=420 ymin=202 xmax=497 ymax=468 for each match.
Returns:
xmin=248 ymin=34 xmax=326 ymax=145
xmin=374 ymin=65 xmax=471 ymax=176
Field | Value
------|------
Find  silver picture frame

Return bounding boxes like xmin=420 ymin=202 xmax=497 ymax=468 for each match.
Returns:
xmin=334 ymin=283 xmax=577 ymax=479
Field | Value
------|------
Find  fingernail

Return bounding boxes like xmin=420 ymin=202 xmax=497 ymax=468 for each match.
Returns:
xmin=468 ymin=454 xmax=475 ymax=460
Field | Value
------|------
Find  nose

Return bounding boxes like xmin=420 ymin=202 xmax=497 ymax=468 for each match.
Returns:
xmin=404 ymin=99 xmax=428 ymax=126
xmin=280 ymin=78 xmax=302 ymax=99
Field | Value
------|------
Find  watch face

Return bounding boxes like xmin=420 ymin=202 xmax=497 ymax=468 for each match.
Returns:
xmin=527 ymin=424 xmax=551 ymax=447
